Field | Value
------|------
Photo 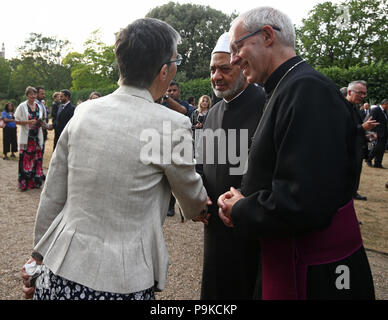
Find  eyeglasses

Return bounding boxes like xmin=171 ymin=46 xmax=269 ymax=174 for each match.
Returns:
xmin=351 ymin=90 xmax=367 ymax=97
xmin=231 ymin=25 xmax=281 ymax=57
xmin=165 ymin=53 xmax=183 ymax=66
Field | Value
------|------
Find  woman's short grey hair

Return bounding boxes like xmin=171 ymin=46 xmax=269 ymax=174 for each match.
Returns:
xmin=25 ymin=86 xmax=37 ymax=96
xmin=235 ymin=7 xmax=296 ymax=49
xmin=115 ymin=18 xmax=181 ymax=89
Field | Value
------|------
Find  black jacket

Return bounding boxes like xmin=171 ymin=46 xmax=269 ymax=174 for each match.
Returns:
xmin=54 ymin=103 xmax=75 ymax=146
xmin=370 ymin=106 xmax=387 ymax=140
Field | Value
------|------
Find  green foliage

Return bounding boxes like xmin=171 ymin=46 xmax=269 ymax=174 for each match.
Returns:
xmin=147 ymin=2 xmax=237 ymax=80
xmin=0 ymin=58 xmax=11 ymax=98
xmin=318 ymin=62 xmax=388 ymax=103
xmin=10 ymin=57 xmax=41 ymax=97
xmin=63 ymin=30 xmax=118 ymax=90
xmin=179 ymin=78 xmax=212 ymax=102
xmin=296 ymin=0 xmax=388 ymax=68
xmin=70 ymin=84 xmax=119 ymax=104
xmin=9 ymin=33 xmax=72 ymax=97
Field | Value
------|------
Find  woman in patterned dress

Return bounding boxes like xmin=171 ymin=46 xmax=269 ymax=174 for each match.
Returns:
xmin=14 ymin=86 xmax=44 ymax=191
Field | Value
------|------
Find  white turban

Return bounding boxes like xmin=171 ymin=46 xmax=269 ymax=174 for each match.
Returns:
xmin=212 ymin=32 xmax=230 ymax=55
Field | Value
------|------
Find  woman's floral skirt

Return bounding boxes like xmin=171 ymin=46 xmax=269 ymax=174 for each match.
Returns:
xmin=18 ymin=138 xmax=43 ymax=191
xmin=34 ymin=265 xmax=155 ymax=300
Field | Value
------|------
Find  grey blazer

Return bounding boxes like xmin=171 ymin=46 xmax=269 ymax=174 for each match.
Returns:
xmin=33 ymin=85 xmax=208 ymax=294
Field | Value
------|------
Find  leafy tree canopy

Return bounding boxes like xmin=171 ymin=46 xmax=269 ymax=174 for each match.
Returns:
xmin=296 ymin=0 xmax=388 ymax=68
xmin=63 ymin=30 xmax=118 ymax=90
xmin=147 ymin=2 xmax=237 ymax=80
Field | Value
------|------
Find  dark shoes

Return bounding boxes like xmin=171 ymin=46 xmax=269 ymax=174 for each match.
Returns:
xmin=366 ymin=160 xmax=386 ymax=169
xmin=167 ymin=209 xmax=175 ymax=217
xmin=353 ymin=193 xmax=367 ymax=201
xmin=3 ymin=153 xmax=16 ymax=160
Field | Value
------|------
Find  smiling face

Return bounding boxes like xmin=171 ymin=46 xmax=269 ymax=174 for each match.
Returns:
xmin=210 ymin=52 xmax=246 ymax=100
xmin=27 ymin=91 xmax=37 ymax=103
xmin=229 ymin=20 xmax=270 ymax=85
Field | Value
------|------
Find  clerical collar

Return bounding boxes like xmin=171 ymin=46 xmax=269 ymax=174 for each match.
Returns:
xmin=264 ymin=56 xmax=303 ymax=95
xmin=223 ymin=85 xmax=248 ymax=104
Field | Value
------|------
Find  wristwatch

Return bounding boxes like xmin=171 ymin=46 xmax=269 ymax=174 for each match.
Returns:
xmin=164 ymin=94 xmax=169 ymax=100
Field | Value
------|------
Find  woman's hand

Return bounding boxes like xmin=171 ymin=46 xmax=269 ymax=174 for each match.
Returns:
xmin=21 ymin=257 xmax=42 ymax=299
xmin=192 ymin=197 xmax=212 ymax=225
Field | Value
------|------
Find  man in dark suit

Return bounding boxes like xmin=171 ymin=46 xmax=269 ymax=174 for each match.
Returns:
xmin=359 ymin=103 xmax=370 ymax=121
xmin=53 ymin=89 xmax=75 ymax=150
xmin=345 ymin=81 xmax=378 ymax=200
xmin=366 ymin=99 xmax=388 ymax=168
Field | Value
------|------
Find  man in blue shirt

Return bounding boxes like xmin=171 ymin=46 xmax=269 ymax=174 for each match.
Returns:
xmin=162 ymin=81 xmax=193 ymax=118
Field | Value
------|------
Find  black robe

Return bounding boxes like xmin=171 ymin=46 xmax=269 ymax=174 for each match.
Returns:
xmin=200 ymin=83 xmax=266 ymax=299
xmin=348 ymin=101 xmax=368 ymax=194
xmin=231 ymin=56 xmax=375 ymax=299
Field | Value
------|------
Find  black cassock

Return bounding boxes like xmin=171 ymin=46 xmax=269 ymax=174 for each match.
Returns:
xmin=230 ymin=56 xmax=375 ymax=299
xmin=200 ymin=83 xmax=266 ymax=299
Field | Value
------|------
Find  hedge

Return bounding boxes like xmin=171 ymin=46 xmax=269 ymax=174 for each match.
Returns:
xmin=13 ymin=62 xmax=387 ymax=113
xmin=43 ymin=79 xmax=212 ymax=111
xmin=318 ymin=62 xmax=388 ymax=105
xmin=179 ymin=78 xmax=212 ymax=104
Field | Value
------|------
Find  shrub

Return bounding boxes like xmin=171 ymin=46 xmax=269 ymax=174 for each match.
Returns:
xmin=318 ymin=62 xmax=388 ymax=104
xmin=179 ymin=78 xmax=212 ymax=104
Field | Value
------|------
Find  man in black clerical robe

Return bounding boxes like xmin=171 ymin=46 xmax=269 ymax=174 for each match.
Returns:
xmin=218 ymin=8 xmax=375 ymax=300
xmin=345 ymin=81 xmax=378 ymax=201
xmin=200 ymin=33 xmax=265 ymax=300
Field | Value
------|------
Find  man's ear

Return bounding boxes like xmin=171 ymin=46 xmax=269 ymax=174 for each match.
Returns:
xmin=159 ymin=64 xmax=169 ymax=81
xmin=262 ymin=25 xmax=276 ymax=47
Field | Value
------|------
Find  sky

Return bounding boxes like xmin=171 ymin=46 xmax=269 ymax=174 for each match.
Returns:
xmin=1 ymin=0 xmax=341 ymax=59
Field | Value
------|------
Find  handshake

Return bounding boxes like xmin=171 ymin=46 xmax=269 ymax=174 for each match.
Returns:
xmin=192 ymin=187 xmax=245 ymax=227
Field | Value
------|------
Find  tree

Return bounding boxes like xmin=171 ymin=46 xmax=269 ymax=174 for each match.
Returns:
xmin=11 ymin=33 xmax=72 ymax=96
xmin=63 ymin=30 xmax=118 ymax=90
xmin=19 ymin=33 xmax=70 ymax=65
xmin=9 ymin=57 xmax=41 ymax=97
xmin=0 ymin=58 xmax=11 ymax=98
xmin=296 ymin=0 xmax=388 ymax=68
xmin=147 ymin=2 xmax=237 ymax=80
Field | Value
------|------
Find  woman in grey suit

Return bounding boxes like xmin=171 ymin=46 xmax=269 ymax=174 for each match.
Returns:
xmin=21 ymin=18 xmax=209 ymax=300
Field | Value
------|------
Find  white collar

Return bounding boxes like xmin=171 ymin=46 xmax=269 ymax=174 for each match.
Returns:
xmin=223 ymin=87 xmax=247 ymax=104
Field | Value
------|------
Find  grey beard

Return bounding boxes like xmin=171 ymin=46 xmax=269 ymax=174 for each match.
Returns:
xmin=213 ymin=72 xmax=245 ymax=99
